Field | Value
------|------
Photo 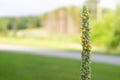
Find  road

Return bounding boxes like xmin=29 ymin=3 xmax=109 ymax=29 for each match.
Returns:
xmin=0 ymin=44 xmax=120 ymax=66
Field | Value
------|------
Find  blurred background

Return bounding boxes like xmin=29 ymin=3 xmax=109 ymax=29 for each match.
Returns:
xmin=0 ymin=0 xmax=120 ymax=54
xmin=0 ymin=0 xmax=120 ymax=80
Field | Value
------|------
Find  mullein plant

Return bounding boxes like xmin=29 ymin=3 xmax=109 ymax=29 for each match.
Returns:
xmin=80 ymin=6 xmax=92 ymax=80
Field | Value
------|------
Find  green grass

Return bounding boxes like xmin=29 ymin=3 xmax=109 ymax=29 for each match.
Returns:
xmin=1 ymin=37 xmax=120 ymax=55
xmin=0 ymin=37 xmax=81 ymax=51
xmin=0 ymin=51 xmax=120 ymax=80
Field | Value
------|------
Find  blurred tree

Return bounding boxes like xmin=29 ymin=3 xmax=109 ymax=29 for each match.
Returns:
xmin=36 ymin=18 xmax=41 ymax=27
xmin=109 ymin=4 xmax=120 ymax=49
xmin=102 ymin=8 xmax=111 ymax=16
xmin=7 ymin=18 xmax=15 ymax=30
xmin=8 ymin=21 xmax=13 ymax=30
xmin=115 ymin=4 xmax=120 ymax=16
xmin=92 ymin=4 xmax=120 ymax=49
xmin=11 ymin=18 xmax=19 ymax=37
xmin=91 ymin=13 xmax=114 ymax=46
xmin=109 ymin=18 xmax=120 ymax=49
xmin=41 ymin=6 xmax=81 ymax=34
xmin=16 ymin=18 xmax=28 ymax=30
xmin=0 ymin=18 xmax=10 ymax=35
xmin=26 ymin=17 xmax=37 ymax=29
xmin=85 ymin=0 xmax=100 ymax=19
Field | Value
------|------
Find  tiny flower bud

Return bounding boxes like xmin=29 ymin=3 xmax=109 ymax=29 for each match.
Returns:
xmin=80 ymin=15 xmax=83 ymax=18
xmin=82 ymin=29 xmax=85 ymax=32
xmin=89 ymin=46 xmax=92 ymax=50
xmin=82 ymin=16 xmax=86 ymax=19
xmin=80 ymin=27 xmax=83 ymax=30
xmin=87 ymin=13 xmax=91 ymax=18
xmin=81 ymin=35 xmax=83 ymax=38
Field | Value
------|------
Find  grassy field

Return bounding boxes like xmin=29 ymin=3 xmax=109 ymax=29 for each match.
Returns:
xmin=0 ymin=37 xmax=120 ymax=55
xmin=0 ymin=51 xmax=120 ymax=80
xmin=0 ymin=37 xmax=81 ymax=51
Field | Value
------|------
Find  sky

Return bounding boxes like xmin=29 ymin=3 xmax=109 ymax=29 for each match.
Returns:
xmin=0 ymin=0 xmax=118 ymax=17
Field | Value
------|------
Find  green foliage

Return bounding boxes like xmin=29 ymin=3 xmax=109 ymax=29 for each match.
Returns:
xmin=92 ymin=4 xmax=120 ymax=50
xmin=115 ymin=4 xmax=120 ymax=16
xmin=0 ymin=6 xmax=81 ymax=36
xmin=91 ymin=13 xmax=114 ymax=46
xmin=15 ymin=18 xmax=27 ymax=30
xmin=108 ymin=4 xmax=120 ymax=49
xmin=0 ymin=17 xmax=41 ymax=36
xmin=0 ymin=18 xmax=10 ymax=35
xmin=109 ymin=17 xmax=120 ymax=49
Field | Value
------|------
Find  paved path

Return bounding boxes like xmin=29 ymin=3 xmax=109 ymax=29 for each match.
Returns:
xmin=0 ymin=44 xmax=120 ymax=66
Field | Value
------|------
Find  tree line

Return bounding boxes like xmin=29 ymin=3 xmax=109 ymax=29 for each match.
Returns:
xmin=0 ymin=17 xmax=41 ymax=36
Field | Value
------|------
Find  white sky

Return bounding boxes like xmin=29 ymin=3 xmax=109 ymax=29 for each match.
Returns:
xmin=0 ymin=0 xmax=118 ymax=17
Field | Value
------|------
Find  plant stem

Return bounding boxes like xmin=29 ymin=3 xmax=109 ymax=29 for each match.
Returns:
xmin=80 ymin=6 xmax=91 ymax=80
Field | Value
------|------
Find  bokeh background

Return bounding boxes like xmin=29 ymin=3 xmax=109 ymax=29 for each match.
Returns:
xmin=0 ymin=0 xmax=120 ymax=80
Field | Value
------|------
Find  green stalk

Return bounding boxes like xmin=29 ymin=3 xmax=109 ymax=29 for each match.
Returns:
xmin=80 ymin=6 xmax=92 ymax=80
